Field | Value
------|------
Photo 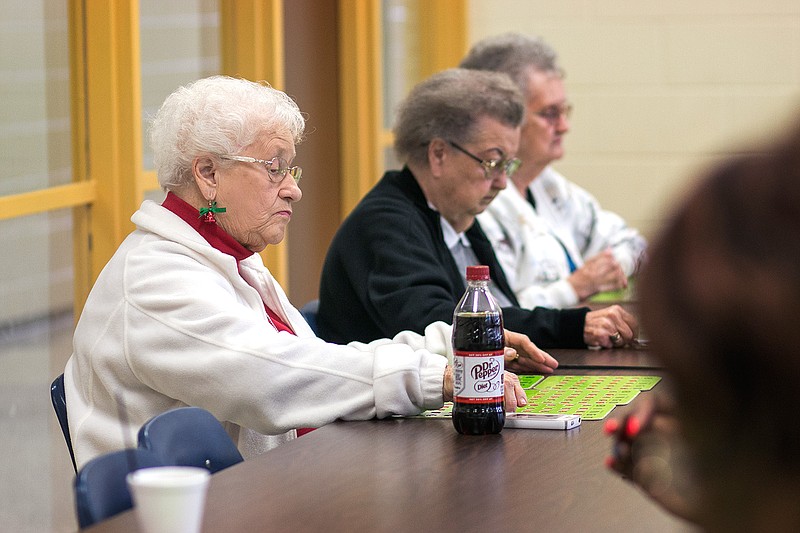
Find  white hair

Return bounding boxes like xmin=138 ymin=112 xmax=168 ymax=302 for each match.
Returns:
xmin=150 ymin=75 xmax=306 ymax=190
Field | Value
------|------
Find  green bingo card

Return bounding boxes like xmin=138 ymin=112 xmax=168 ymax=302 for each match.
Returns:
xmin=414 ymin=374 xmax=661 ymax=421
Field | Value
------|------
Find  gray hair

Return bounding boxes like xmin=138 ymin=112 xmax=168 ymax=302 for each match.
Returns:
xmin=393 ymin=68 xmax=525 ymax=167
xmin=150 ymin=75 xmax=306 ymax=190
xmin=459 ymin=33 xmax=563 ymax=95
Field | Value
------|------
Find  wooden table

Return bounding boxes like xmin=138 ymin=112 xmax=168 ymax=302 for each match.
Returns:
xmin=550 ymin=344 xmax=661 ymax=370
xmin=86 ymin=363 xmax=696 ymax=532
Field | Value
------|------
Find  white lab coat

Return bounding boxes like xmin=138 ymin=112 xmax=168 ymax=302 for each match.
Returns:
xmin=479 ymin=166 xmax=646 ymax=308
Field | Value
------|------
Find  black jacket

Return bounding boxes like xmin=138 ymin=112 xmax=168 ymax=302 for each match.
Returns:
xmin=318 ymin=167 xmax=588 ymax=348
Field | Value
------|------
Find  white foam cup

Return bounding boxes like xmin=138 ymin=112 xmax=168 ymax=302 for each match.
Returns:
xmin=126 ymin=466 xmax=210 ymax=533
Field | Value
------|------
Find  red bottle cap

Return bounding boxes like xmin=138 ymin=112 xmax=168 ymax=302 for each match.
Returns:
xmin=466 ymin=265 xmax=490 ymax=281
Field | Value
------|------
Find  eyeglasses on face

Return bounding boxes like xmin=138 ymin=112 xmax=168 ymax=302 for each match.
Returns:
xmin=220 ymin=154 xmax=303 ymax=184
xmin=533 ymin=103 xmax=573 ymax=124
xmin=447 ymin=141 xmax=522 ymax=180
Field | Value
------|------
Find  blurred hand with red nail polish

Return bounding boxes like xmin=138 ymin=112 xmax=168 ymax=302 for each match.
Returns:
xmin=604 ymin=391 xmax=698 ymax=522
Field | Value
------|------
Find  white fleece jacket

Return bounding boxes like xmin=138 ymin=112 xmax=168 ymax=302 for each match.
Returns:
xmin=65 ymin=200 xmax=450 ymax=469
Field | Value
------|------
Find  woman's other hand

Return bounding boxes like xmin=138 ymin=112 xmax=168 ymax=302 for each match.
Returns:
xmin=504 ymin=329 xmax=559 ymax=373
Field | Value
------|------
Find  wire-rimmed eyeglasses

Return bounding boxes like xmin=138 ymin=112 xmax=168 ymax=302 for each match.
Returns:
xmin=448 ymin=141 xmax=522 ymax=180
xmin=220 ymin=154 xmax=303 ymax=184
xmin=532 ymin=103 xmax=573 ymax=124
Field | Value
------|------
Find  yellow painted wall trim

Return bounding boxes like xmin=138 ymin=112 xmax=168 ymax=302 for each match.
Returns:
xmin=0 ymin=182 xmax=97 ymax=221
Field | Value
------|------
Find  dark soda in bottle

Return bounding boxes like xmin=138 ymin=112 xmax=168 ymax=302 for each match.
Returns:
xmin=452 ymin=265 xmax=505 ymax=435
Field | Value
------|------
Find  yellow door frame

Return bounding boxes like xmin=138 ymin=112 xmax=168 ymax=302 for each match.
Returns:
xmin=83 ymin=0 xmax=146 ymax=298
xmin=337 ymin=0 xmax=382 ymax=217
xmin=418 ymin=0 xmax=467 ymax=79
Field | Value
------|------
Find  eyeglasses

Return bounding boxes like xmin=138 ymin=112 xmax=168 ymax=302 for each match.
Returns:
xmin=220 ymin=154 xmax=302 ymax=184
xmin=447 ymin=141 xmax=522 ymax=180
xmin=533 ymin=103 xmax=573 ymax=124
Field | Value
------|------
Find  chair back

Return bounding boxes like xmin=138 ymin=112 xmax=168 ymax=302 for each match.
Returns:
xmin=138 ymin=407 xmax=243 ymax=474
xmin=50 ymin=373 xmax=77 ymax=472
xmin=300 ymin=299 xmax=320 ymax=334
xmin=74 ymin=448 xmax=163 ymax=528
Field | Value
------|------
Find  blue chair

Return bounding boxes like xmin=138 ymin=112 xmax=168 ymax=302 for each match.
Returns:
xmin=74 ymin=447 xmax=163 ymax=528
xmin=138 ymin=407 xmax=243 ymax=474
xmin=50 ymin=373 xmax=77 ymax=473
xmin=300 ymin=299 xmax=319 ymax=334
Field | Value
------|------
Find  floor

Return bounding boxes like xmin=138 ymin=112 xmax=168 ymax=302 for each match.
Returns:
xmin=0 ymin=311 xmax=77 ymax=532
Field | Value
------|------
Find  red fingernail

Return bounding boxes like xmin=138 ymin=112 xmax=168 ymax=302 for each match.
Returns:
xmin=603 ymin=418 xmax=619 ymax=435
xmin=604 ymin=456 xmax=616 ymax=469
xmin=625 ymin=416 xmax=641 ymax=438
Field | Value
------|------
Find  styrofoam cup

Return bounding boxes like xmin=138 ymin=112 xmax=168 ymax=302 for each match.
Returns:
xmin=127 ymin=466 xmax=210 ymax=533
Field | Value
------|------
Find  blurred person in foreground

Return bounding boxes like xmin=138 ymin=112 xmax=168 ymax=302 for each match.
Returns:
xmin=63 ymin=75 xmax=539 ymax=470
xmin=461 ymin=33 xmax=647 ymax=309
xmin=318 ymin=68 xmax=636 ymax=351
xmin=606 ymin=119 xmax=800 ymax=531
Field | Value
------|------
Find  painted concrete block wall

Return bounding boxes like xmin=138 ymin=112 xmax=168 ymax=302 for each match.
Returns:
xmin=468 ymin=0 xmax=800 ymax=239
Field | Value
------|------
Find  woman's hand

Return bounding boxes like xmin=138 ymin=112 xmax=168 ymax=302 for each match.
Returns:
xmin=503 ymin=371 xmax=526 ymax=412
xmin=504 ymin=329 xmax=559 ymax=373
xmin=568 ymin=249 xmax=628 ymax=301
xmin=442 ymin=367 xmax=526 ymax=413
xmin=583 ymin=305 xmax=638 ymax=348
xmin=442 ymin=365 xmax=454 ymax=402
xmin=604 ymin=392 xmax=699 ymax=522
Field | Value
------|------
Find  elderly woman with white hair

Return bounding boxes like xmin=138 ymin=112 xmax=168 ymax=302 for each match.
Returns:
xmin=63 ymin=76 xmax=541 ymax=469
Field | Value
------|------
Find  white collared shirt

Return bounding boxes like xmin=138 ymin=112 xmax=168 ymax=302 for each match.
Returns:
xmin=438 ymin=214 xmax=512 ymax=308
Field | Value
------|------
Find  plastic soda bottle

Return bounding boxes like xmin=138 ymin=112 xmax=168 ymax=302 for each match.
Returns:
xmin=451 ymin=265 xmax=505 ymax=434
